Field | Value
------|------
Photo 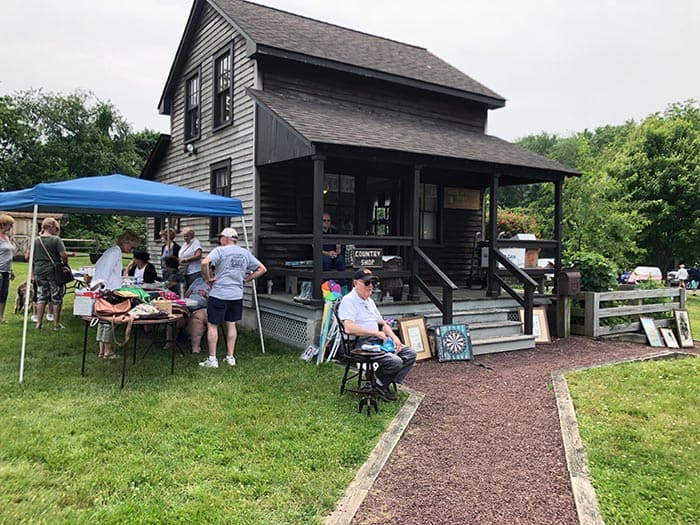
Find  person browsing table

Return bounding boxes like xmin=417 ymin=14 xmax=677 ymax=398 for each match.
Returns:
xmin=199 ymin=227 xmax=267 ymax=368
xmin=178 ymin=227 xmax=203 ymax=286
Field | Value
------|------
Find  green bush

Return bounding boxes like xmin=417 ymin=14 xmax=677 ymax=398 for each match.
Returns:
xmin=564 ymin=250 xmax=617 ymax=291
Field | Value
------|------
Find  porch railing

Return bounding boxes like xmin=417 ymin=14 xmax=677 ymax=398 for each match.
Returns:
xmin=491 ymin=248 xmax=538 ymax=334
xmin=414 ymin=247 xmax=458 ymax=324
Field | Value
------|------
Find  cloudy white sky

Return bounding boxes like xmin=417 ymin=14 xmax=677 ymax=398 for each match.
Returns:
xmin=1 ymin=0 xmax=698 ymax=141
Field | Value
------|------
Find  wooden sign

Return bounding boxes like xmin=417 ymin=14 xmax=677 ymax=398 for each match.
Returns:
xmin=352 ymin=248 xmax=383 ymax=268
xmin=444 ymin=187 xmax=480 ymax=210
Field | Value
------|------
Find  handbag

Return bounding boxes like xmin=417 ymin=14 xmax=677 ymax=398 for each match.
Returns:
xmin=94 ymin=297 xmax=131 ymax=316
xmin=38 ymin=237 xmax=73 ymax=285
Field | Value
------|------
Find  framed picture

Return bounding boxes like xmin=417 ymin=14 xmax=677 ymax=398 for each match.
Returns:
xmin=519 ymin=307 xmax=551 ymax=344
xmin=435 ymin=324 xmax=472 ymax=362
xmin=398 ymin=316 xmax=431 ymax=361
xmin=659 ymin=327 xmax=680 ymax=349
xmin=640 ymin=317 xmax=664 ymax=347
xmin=674 ymin=309 xmax=694 ymax=348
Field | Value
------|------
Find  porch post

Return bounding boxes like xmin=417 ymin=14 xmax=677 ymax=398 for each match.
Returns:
xmin=487 ymin=173 xmax=500 ymax=297
xmin=312 ymin=154 xmax=326 ymax=304
xmin=553 ymin=178 xmax=563 ymax=292
xmin=407 ymin=165 xmax=421 ymax=300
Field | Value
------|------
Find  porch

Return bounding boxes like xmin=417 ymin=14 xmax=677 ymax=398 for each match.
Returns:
xmin=250 ymin=87 xmax=578 ymax=348
xmin=253 ymin=285 xmax=556 ymax=355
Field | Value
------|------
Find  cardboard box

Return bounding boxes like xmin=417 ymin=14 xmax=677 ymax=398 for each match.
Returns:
xmin=73 ymin=290 xmax=97 ymax=316
xmin=481 ymin=247 xmax=526 ymax=269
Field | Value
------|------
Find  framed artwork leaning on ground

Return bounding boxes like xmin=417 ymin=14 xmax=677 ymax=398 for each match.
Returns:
xmin=673 ymin=309 xmax=694 ymax=347
xmin=519 ymin=307 xmax=551 ymax=344
xmin=659 ymin=327 xmax=680 ymax=348
xmin=398 ymin=316 xmax=431 ymax=361
xmin=640 ymin=317 xmax=664 ymax=347
xmin=435 ymin=324 xmax=472 ymax=362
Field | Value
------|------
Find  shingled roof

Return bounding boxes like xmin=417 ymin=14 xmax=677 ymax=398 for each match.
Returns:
xmin=248 ymin=88 xmax=578 ymax=176
xmin=160 ymin=0 xmax=505 ymax=113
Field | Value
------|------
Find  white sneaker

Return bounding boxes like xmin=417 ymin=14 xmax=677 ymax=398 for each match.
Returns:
xmin=224 ymin=355 xmax=236 ymax=366
xmin=199 ymin=358 xmax=219 ymax=368
xmin=31 ymin=315 xmax=38 ymax=323
xmin=46 ymin=313 xmax=54 ymax=321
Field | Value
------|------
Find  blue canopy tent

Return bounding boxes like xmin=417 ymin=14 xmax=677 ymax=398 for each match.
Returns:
xmin=0 ymin=174 xmax=264 ymax=382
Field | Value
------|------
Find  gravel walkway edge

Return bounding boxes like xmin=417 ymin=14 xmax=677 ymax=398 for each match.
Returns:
xmin=325 ymin=388 xmax=425 ymax=525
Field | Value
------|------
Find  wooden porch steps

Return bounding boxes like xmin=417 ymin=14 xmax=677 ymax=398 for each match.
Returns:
xmin=472 ymin=334 xmax=536 ymax=355
xmin=379 ymin=300 xmax=537 ymax=354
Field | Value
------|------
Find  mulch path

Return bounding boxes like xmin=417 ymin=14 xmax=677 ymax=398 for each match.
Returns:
xmin=351 ymin=336 xmax=698 ymax=525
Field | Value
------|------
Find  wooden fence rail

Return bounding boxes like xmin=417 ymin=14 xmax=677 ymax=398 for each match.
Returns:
xmin=571 ymin=288 xmax=686 ymax=338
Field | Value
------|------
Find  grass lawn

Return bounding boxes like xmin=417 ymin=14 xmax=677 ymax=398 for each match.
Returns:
xmin=0 ymin=258 xmax=402 ymax=524
xmin=566 ymin=356 xmax=699 ymax=525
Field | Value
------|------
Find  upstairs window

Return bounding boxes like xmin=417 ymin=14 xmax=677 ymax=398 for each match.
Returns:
xmin=185 ymin=70 xmax=200 ymax=141
xmin=209 ymin=159 xmax=231 ymax=238
xmin=212 ymin=44 xmax=233 ymax=130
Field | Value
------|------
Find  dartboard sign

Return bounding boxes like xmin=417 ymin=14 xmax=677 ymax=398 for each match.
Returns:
xmin=435 ymin=324 xmax=472 ymax=362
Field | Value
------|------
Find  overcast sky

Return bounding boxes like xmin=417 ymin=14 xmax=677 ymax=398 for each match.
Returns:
xmin=1 ymin=0 xmax=698 ymax=141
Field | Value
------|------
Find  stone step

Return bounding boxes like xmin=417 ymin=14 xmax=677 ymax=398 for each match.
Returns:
xmin=423 ymin=307 xmax=515 ymax=325
xmin=472 ymin=334 xmax=536 ymax=355
xmin=467 ymin=320 xmax=523 ymax=340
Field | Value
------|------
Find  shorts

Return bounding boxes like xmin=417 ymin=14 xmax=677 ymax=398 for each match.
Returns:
xmin=35 ymin=277 xmax=65 ymax=305
xmin=207 ymin=296 xmax=243 ymax=325
xmin=0 ymin=272 xmax=10 ymax=304
xmin=96 ymin=323 xmax=114 ymax=343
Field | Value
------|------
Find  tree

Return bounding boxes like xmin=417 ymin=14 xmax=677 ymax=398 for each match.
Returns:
xmin=515 ymin=124 xmax=648 ymax=270
xmin=607 ymin=100 xmax=700 ymax=269
xmin=0 ymin=89 xmax=159 ymax=243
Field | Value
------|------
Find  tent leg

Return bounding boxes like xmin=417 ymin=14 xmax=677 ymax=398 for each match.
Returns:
xmin=241 ymin=217 xmax=265 ymax=353
xmin=19 ymin=205 xmax=39 ymax=383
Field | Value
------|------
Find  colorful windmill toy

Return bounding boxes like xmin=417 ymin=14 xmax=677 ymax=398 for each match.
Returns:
xmin=321 ymin=280 xmax=342 ymax=301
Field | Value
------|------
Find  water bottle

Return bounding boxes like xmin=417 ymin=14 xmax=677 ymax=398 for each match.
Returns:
xmin=267 ymin=279 xmax=273 ymax=295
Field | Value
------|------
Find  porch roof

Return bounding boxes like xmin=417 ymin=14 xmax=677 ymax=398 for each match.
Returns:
xmin=248 ymin=88 xmax=579 ymax=177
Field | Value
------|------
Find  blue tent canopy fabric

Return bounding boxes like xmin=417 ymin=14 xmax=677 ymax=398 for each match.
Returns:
xmin=0 ymin=174 xmax=244 ymax=217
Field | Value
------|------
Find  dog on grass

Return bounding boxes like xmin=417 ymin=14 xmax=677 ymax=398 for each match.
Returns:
xmin=14 ymin=282 xmax=33 ymax=315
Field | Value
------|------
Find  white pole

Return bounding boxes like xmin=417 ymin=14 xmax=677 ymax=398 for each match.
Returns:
xmin=19 ymin=205 xmax=38 ymax=383
xmin=241 ymin=216 xmax=265 ymax=353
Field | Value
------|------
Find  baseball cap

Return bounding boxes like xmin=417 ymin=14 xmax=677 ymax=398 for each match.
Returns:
xmin=219 ymin=227 xmax=238 ymax=239
xmin=353 ymin=268 xmax=379 ymax=282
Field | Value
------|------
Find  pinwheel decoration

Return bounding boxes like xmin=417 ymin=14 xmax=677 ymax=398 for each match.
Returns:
xmin=321 ymin=280 xmax=342 ymax=301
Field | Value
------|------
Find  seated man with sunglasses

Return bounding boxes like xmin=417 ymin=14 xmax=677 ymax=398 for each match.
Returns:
xmin=337 ymin=268 xmax=416 ymax=401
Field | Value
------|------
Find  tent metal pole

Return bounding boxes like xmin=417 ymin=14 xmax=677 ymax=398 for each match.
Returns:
xmin=241 ymin=216 xmax=265 ymax=353
xmin=19 ymin=205 xmax=39 ymax=383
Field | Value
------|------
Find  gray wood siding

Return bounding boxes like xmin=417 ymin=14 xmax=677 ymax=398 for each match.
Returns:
xmin=262 ymin=60 xmax=487 ymax=132
xmin=151 ymin=3 xmax=256 ymax=257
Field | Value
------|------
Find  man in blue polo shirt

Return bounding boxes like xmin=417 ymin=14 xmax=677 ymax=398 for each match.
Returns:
xmin=337 ymin=268 xmax=416 ymax=401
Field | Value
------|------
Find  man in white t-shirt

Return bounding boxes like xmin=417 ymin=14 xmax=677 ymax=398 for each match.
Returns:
xmin=199 ymin=227 xmax=267 ymax=368
xmin=676 ymin=264 xmax=688 ymax=288
xmin=338 ymin=268 xmax=416 ymax=401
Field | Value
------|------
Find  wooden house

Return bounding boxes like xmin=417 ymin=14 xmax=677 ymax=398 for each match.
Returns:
xmin=143 ymin=0 xmax=578 ymax=352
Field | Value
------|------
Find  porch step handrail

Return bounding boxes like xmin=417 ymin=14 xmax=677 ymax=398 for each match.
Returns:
xmin=414 ymin=247 xmax=458 ymax=324
xmin=492 ymin=249 xmax=536 ymax=334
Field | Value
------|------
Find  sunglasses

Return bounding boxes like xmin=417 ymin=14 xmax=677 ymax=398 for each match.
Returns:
xmin=361 ymin=280 xmax=378 ymax=287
